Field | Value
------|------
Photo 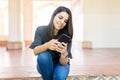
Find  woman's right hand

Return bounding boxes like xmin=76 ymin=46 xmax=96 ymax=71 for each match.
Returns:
xmin=33 ymin=39 xmax=58 ymax=55
xmin=47 ymin=39 xmax=59 ymax=51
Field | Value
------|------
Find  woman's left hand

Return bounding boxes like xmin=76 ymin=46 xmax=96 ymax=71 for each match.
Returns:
xmin=56 ymin=42 xmax=69 ymax=65
xmin=55 ymin=42 xmax=68 ymax=57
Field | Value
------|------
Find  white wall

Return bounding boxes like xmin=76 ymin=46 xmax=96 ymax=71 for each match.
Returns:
xmin=83 ymin=0 xmax=120 ymax=48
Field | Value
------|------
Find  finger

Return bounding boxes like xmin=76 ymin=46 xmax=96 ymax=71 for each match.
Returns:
xmin=55 ymin=47 xmax=62 ymax=53
xmin=61 ymin=42 xmax=67 ymax=47
xmin=53 ymin=39 xmax=60 ymax=44
xmin=57 ymin=43 xmax=65 ymax=49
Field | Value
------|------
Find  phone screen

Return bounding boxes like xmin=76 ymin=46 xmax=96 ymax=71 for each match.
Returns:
xmin=58 ymin=34 xmax=71 ymax=43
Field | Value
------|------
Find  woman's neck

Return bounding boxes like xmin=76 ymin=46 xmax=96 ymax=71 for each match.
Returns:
xmin=54 ymin=29 xmax=59 ymax=35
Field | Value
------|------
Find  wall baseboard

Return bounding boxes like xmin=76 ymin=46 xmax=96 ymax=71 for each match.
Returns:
xmin=0 ymin=40 xmax=32 ymax=47
xmin=25 ymin=40 xmax=32 ymax=47
xmin=82 ymin=41 xmax=92 ymax=49
xmin=0 ymin=41 xmax=7 ymax=47
xmin=6 ymin=41 xmax=22 ymax=50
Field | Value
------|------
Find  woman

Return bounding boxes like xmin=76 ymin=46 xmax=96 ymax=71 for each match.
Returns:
xmin=30 ymin=6 xmax=73 ymax=80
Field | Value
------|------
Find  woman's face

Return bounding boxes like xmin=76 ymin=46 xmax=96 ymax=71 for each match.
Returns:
xmin=53 ymin=11 xmax=69 ymax=31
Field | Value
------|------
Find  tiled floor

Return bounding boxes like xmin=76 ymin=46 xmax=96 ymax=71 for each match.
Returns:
xmin=0 ymin=41 xmax=120 ymax=79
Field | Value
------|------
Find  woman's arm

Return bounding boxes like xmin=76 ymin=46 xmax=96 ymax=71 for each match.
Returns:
xmin=33 ymin=42 xmax=49 ymax=55
xmin=33 ymin=39 xmax=59 ymax=55
xmin=59 ymin=51 xmax=69 ymax=65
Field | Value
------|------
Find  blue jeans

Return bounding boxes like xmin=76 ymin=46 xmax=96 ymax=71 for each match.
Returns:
xmin=37 ymin=51 xmax=70 ymax=80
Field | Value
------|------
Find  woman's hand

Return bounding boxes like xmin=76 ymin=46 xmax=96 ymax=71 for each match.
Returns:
xmin=47 ymin=39 xmax=59 ymax=51
xmin=47 ymin=40 xmax=69 ymax=65
xmin=55 ymin=42 xmax=68 ymax=55
xmin=56 ymin=42 xmax=69 ymax=65
xmin=33 ymin=39 xmax=59 ymax=55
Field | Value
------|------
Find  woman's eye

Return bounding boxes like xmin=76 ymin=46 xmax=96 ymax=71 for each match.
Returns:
xmin=58 ymin=16 xmax=68 ymax=23
xmin=58 ymin=16 xmax=63 ymax=19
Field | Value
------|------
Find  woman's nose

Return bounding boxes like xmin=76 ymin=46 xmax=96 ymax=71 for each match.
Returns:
xmin=61 ymin=20 xmax=64 ymax=24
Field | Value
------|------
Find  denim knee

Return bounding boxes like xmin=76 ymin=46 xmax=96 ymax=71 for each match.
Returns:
xmin=37 ymin=51 xmax=52 ymax=63
xmin=37 ymin=51 xmax=54 ymax=80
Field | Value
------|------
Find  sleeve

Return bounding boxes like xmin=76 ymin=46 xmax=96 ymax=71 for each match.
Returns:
xmin=67 ymin=42 xmax=72 ymax=59
xmin=29 ymin=27 xmax=43 ymax=49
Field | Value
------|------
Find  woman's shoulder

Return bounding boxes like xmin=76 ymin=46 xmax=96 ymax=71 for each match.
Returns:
xmin=36 ymin=25 xmax=47 ymax=31
xmin=35 ymin=25 xmax=48 ymax=37
xmin=35 ymin=25 xmax=48 ymax=34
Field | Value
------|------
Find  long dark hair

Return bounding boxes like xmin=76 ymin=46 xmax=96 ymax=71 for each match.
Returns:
xmin=46 ymin=6 xmax=73 ymax=41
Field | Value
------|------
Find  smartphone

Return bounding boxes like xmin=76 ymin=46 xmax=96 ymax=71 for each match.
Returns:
xmin=58 ymin=34 xmax=71 ymax=43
